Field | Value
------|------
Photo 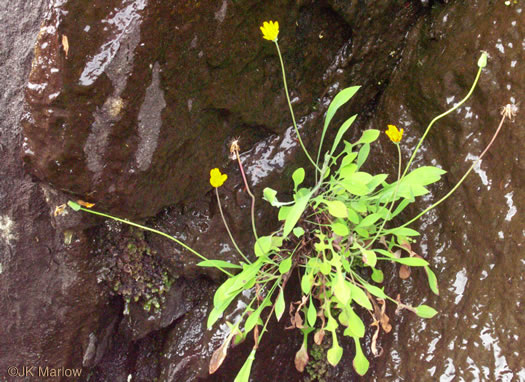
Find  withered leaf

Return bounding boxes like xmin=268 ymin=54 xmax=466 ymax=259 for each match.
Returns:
xmin=62 ymin=35 xmax=69 ymax=58
xmin=378 ymin=299 xmax=392 ymax=333
xmin=399 ymin=265 xmax=411 ymax=279
xmin=54 ymin=204 xmax=66 ymax=217
xmin=77 ymin=200 xmax=95 ymax=208
xmin=314 ymin=329 xmax=325 ymax=345
xmin=294 ymin=311 xmax=304 ymax=329
xmin=294 ymin=343 xmax=309 ymax=372
xmin=371 ymin=324 xmax=382 ymax=357
xmin=209 ymin=333 xmax=234 ymax=374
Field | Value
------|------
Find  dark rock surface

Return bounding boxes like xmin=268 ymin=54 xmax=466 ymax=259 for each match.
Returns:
xmin=363 ymin=1 xmax=525 ymax=381
xmin=0 ymin=0 xmax=117 ymax=377
xmin=2 ymin=0 xmax=523 ymax=382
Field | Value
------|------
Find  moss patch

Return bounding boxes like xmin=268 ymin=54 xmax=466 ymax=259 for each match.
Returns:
xmin=96 ymin=223 xmax=173 ymax=313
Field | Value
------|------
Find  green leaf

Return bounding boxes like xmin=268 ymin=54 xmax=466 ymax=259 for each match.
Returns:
xmin=320 ymin=261 xmax=331 ymax=275
xmin=424 ymin=266 xmax=439 ymax=295
xmin=339 ymin=163 xmax=357 ymax=178
xmin=349 ymin=283 xmax=372 ymax=310
xmin=355 ymin=227 xmax=370 ymax=239
xmin=245 ymin=294 xmax=271 ymax=332
xmin=327 ymin=337 xmax=343 ymax=366
xmin=367 ymin=174 xmax=388 ymax=192
xmin=292 ymin=168 xmax=305 ymax=190
xmin=278 ymin=205 xmax=291 ymax=221
xmin=371 ymin=268 xmax=384 ymax=283
xmin=361 ymin=249 xmax=377 ymax=267
xmin=362 ymin=283 xmax=388 ymax=300
xmin=357 ymin=129 xmax=380 ymax=144
xmin=213 ymin=260 xmax=262 ymax=308
xmin=386 ymin=257 xmax=429 ymax=266
xmin=207 ymin=294 xmax=237 ymax=329
xmin=283 ymin=193 xmax=311 ymax=238
xmin=391 ymin=199 xmax=411 ymax=218
xmin=307 ymin=297 xmax=317 ymax=327
xmin=234 ymin=349 xmax=256 ymax=382
xmin=317 ymin=86 xmax=360 ymax=166
xmin=325 ymin=200 xmax=348 ymax=218
xmin=346 ymin=208 xmax=361 ymax=225
xmin=197 ymin=260 xmax=242 ymax=269
xmin=341 ymin=180 xmax=369 ymax=197
xmin=331 ymin=220 xmax=349 ymax=236
xmin=275 ymin=289 xmax=285 ymax=321
xmin=333 ymin=270 xmax=351 ymax=305
xmin=263 ymin=187 xmax=277 ymax=205
xmin=357 ymin=213 xmax=381 ymax=228
xmin=350 ymin=201 xmax=367 ymax=213
xmin=415 ymin=304 xmax=438 ymax=318
xmin=343 ymin=307 xmax=366 ymax=338
xmin=301 ymin=274 xmax=313 ymax=294
xmin=348 ymin=171 xmax=373 ymax=184
xmin=389 ymin=227 xmax=420 ymax=237
xmin=279 ymin=256 xmax=292 ymax=274
xmin=403 ymin=166 xmax=446 ymax=186
xmin=254 ymin=236 xmax=272 ymax=257
xmin=330 ymin=114 xmax=358 ymax=156
xmin=341 ymin=152 xmax=358 ymax=167
xmin=68 ymin=201 xmax=81 ymax=211
xmin=352 ymin=337 xmax=369 ymax=376
xmin=356 ymin=143 xmax=370 ymax=169
xmin=293 ymin=226 xmax=305 ymax=238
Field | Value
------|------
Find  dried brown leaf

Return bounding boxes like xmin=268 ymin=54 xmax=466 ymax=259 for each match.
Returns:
xmin=399 ymin=265 xmax=411 ymax=279
xmin=294 ymin=311 xmax=304 ymax=329
xmin=77 ymin=200 xmax=95 ymax=208
xmin=54 ymin=204 xmax=66 ymax=217
xmin=314 ymin=329 xmax=325 ymax=345
xmin=62 ymin=35 xmax=69 ymax=58
xmin=379 ymin=299 xmax=392 ymax=333
xmin=209 ymin=333 xmax=233 ymax=374
xmin=393 ymin=249 xmax=401 ymax=259
xmin=400 ymin=240 xmax=411 ymax=252
xmin=371 ymin=325 xmax=382 ymax=357
xmin=294 ymin=343 xmax=309 ymax=372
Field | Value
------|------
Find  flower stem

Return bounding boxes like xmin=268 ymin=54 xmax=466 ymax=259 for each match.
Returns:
xmin=402 ymin=65 xmax=483 ymax=178
xmin=274 ymin=41 xmax=321 ymax=173
xmin=73 ymin=206 xmax=233 ymax=276
xmin=215 ymin=188 xmax=251 ymax=263
xmin=387 ymin=108 xmax=508 ymax=232
xmin=366 ymin=143 xmax=402 ymax=249
xmin=235 ymin=151 xmax=259 ymax=241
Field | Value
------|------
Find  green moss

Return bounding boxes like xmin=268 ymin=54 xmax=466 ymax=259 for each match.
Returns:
xmin=305 ymin=342 xmax=332 ymax=382
xmin=97 ymin=226 xmax=174 ymax=313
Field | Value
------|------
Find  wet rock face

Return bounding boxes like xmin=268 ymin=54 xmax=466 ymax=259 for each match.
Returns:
xmin=21 ymin=0 xmax=353 ymax=219
xmin=365 ymin=2 xmax=524 ymax=381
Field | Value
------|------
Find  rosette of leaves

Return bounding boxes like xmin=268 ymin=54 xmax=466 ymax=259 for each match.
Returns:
xmin=207 ymin=87 xmax=440 ymax=381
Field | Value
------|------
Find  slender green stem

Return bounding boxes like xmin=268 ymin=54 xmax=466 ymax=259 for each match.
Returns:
xmin=74 ymin=206 xmax=233 ymax=276
xmin=365 ymin=144 xmax=402 ymax=249
xmin=402 ymin=65 xmax=483 ymax=178
xmin=385 ymin=108 xmax=508 ymax=233
xmin=255 ymin=280 xmax=281 ymax=347
xmin=215 ymin=188 xmax=251 ymax=263
xmin=274 ymin=41 xmax=321 ymax=173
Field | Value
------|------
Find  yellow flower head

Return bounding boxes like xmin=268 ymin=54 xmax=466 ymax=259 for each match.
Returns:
xmin=210 ymin=168 xmax=228 ymax=188
xmin=385 ymin=124 xmax=404 ymax=143
xmin=260 ymin=21 xmax=279 ymax=41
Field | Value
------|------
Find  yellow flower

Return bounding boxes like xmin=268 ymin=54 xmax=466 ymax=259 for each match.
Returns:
xmin=260 ymin=21 xmax=279 ymax=41
xmin=385 ymin=124 xmax=404 ymax=143
xmin=210 ymin=168 xmax=228 ymax=188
